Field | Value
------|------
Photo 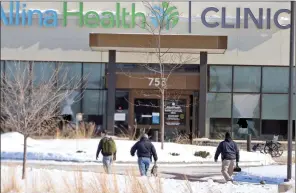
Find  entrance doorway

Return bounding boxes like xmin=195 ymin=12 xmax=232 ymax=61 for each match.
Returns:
xmin=134 ymin=98 xmax=160 ymax=125
xmin=128 ymin=89 xmax=195 ymax=140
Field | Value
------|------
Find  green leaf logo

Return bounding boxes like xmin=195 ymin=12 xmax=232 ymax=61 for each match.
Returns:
xmin=150 ymin=2 xmax=179 ymax=30
xmin=164 ymin=3 xmax=179 ymax=29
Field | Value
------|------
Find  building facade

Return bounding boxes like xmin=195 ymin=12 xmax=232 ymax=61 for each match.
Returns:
xmin=1 ymin=1 xmax=295 ymax=140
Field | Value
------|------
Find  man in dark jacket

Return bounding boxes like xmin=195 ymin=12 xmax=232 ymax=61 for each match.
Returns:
xmin=214 ymin=132 xmax=240 ymax=182
xmin=130 ymin=134 xmax=158 ymax=176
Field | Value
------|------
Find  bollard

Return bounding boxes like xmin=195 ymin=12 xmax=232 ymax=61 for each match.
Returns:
xmin=153 ymin=130 xmax=159 ymax=142
xmin=247 ymin=134 xmax=252 ymax=152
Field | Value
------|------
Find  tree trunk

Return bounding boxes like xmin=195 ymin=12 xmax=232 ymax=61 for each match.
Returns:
xmin=161 ymin=92 xmax=165 ymax=149
xmin=22 ymin=135 xmax=28 ymax=179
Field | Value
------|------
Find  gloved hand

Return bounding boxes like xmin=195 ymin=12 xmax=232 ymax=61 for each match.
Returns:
xmin=214 ymin=159 xmax=218 ymax=162
xmin=96 ymin=157 xmax=98 ymax=160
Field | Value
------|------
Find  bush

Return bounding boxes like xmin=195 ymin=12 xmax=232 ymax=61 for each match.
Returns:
xmin=171 ymin=129 xmax=190 ymax=144
xmin=57 ymin=122 xmax=96 ymax=139
xmin=194 ymin=151 xmax=210 ymax=158
xmin=169 ymin=152 xmax=180 ymax=156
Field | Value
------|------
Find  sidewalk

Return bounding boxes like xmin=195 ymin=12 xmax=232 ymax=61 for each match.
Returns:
xmin=1 ymin=159 xmax=274 ymax=167
xmin=193 ymin=138 xmax=295 ymax=151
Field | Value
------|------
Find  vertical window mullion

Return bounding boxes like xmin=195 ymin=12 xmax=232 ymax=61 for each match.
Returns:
xmin=231 ymin=65 xmax=234 ymax=137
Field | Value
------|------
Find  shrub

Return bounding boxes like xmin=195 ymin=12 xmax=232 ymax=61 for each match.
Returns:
xmin=169 ymin=152 xmax=180 ymax=156
xmin=56 ymin=122 xmax=96 ymax=139
xmin=194 ymin=151 xmax=210 ymax=158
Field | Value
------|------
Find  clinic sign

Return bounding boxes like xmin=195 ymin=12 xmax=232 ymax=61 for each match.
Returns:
xmin=201 ymin=7 xmax=291 ymax=29
xmin=0 ymin=1 xmax=291 ymax=30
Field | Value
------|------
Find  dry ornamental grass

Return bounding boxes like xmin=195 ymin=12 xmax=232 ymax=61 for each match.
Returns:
xmin=1 ymin=166 xmax=193 ymax=193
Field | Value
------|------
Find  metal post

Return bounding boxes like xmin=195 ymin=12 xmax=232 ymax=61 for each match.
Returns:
xmin=287 ymin=1 xmax=296 ymax=182
xmin=107 ymin=50 xmax=116 ymax=135
xmin=289 ymin=1 xmax=296 ymax=185
xmin=198 ymin=52 xmax=208 ymax=138
xmin=75 ymin=113 xmax=83 ymax=151
xmin=247 ymin=134 xmax=252 ymax=152
xmin=153 ymin=130 xmax=159 ymax=142
xmin=188 ymin=1 xmax=192 ymax=33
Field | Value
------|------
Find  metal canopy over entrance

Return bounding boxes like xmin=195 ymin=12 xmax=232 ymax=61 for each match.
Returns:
xmin=89 ymin=33 xmax=228 ymax=54
xmin=89 ymin=33 xmax=228 ymax=138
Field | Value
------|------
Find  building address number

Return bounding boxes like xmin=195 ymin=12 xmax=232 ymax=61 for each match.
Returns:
xmin=148 ymin=78 xmax=167 ymax=87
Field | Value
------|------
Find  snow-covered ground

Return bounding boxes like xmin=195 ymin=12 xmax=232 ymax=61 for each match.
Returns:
xmin=235 ymin=165 xmax=295 ymax=184
xmin=1 ymin=132 xmax=274 ymax=165
xmin=1 ymin=165 xmax=278 ymax=193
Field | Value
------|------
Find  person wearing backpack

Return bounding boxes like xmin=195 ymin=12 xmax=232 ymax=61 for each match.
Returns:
xmin=130 ymin=133 xmax=158 ymax=176
xmin=96 ymin=130 xmax=117 ymax=174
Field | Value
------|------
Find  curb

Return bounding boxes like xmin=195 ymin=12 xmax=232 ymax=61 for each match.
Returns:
xmin=1 ymin=159 xmax=273 ymax=167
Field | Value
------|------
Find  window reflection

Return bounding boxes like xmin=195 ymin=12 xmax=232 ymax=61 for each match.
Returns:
xmin=209 ymin=66 xmax=232 ymax=92
xmin=262 ymin=67 xmax=289 ymax=93
xmin=233 ymin=66 xmax=261 ymax=92
xmin=58 ymin=62 xmax=82 ymax=89
xmin=83 ymin=63 xmax=105 ymax=89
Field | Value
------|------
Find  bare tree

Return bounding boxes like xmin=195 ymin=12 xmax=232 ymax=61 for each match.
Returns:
xmin=119 ymin=1 xmax=198 ymax=149
xmin=0 ymin=61 xmax=83 ymax=179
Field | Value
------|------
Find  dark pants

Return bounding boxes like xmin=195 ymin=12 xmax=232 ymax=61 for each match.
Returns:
xmin=138 ymin=157 xmax=151 ymax=176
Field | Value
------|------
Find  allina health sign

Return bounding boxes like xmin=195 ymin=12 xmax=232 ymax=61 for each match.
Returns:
xmin=0 ymin=1 xmax=292 ymax=29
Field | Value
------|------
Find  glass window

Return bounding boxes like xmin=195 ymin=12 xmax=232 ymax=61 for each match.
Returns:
xmin=233 ymin=66 xmax=261 ymax=92
xmin=0 ymin=61 xmax=4 ymax=85
xmin=60 ymin=90 xmax=82 ymax=122
xmin=294 ymin=94 xmax=296 ymax=121
xmin=233 ymin=118 xmax=260 ymax=139
xmin=134 ymin=98 xmax=160 ymax=125
xmin=164 ymin=99 xmax=186 ymax=126
xmin=209 ymin=66 xmax=232 ymax=92
xmin=83 ymin=63 xmax=105 ymax=89
xmin=0 ymin=60 xmax=3 ymax=75
xmin=5 ymin=61 xmax=30 ymax=80
xmin=262 ymin=67 xmax=289 ymax=93
xmin=262 ymin=94 xmax=288 ymax=120
xmin=207 ymin=93 xmax=232 ymax=118
xmin=82 ymin=90 xmax=107 ymax=115
xmin=115 ymin=90 xmax=129 ymax=133
xmin=32 ymin=61 xmax=56 ymax=85
xmin=261 ymin=120 xmax=288 ymax=136
xmin=232 ymin=94 xmax=260 ymax=140
xmin=209 ymin=118 xmax=232 ymax=139
xmin=115 ymin=90 xmax=129 ymax=111
xmin=58 ymin=62 xmax=82 ymax=89
xmin=232 ymin=94 xmax=260 ymax=118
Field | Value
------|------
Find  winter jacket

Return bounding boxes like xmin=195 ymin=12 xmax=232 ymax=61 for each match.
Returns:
xmin=214 ymin=138 xmax=240 ymax=162
xmin=130 ymin=137 xmax=158 ymax=162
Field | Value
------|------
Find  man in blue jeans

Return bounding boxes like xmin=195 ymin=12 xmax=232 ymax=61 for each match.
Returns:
xmin=130 ymin=134 xmax=158 ymax=176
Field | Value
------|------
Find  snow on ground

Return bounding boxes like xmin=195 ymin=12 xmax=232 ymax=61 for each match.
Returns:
xmin=1 ymin=165 xmax=278 ymax=193
xmin=1 ymin=132 xmax=274 ymax=165
xmin=234 ymin=165 xmax=295 ymax=185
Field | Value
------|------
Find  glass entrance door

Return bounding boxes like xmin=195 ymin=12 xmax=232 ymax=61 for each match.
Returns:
xmin=134 ymin=98 xmax=160 ymax=125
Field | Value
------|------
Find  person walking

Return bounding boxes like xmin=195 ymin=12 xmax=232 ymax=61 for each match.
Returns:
xmin=96 ymin=130 xmax=117 ymax=174
xmin=214 ymin=132 xmax=240 ymax=182
xmin=130 ymin=134 xmax=158 ymax=176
